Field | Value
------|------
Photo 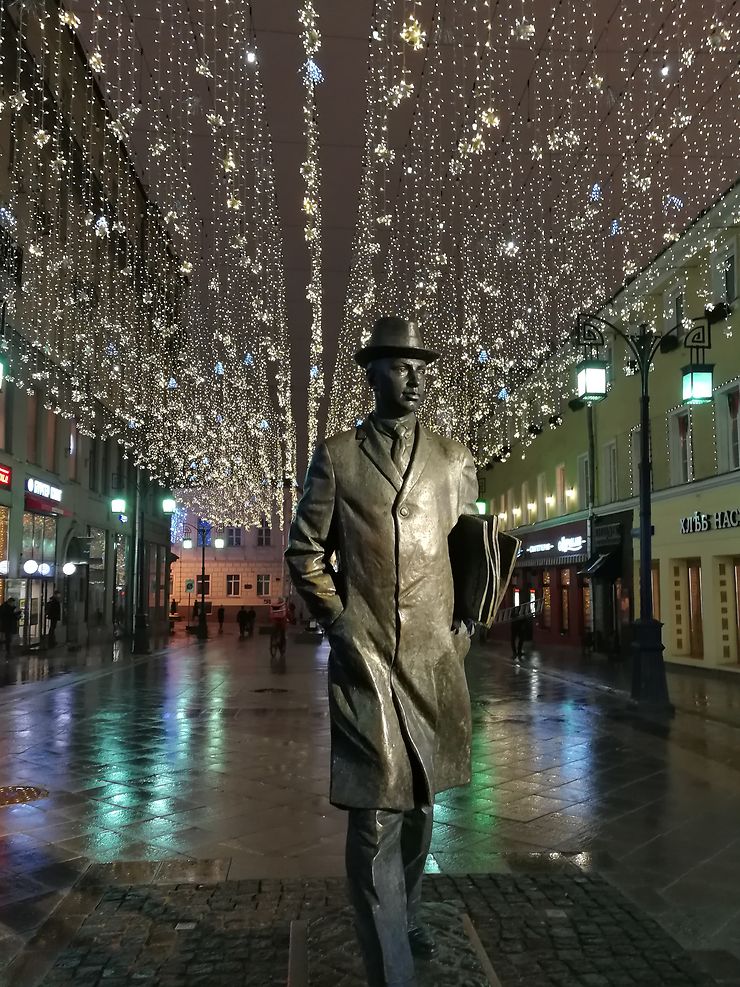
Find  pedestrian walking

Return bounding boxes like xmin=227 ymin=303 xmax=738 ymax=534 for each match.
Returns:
xmin=237 ymin=606 xmax=248 ymax=639
xmin=0 ymin=597 xmax=20 ymax=656
xmin=46 ymin=590 xmax=62 ymax=647
xmin=246 ymin=607 xmax=256 ymax=638
xmin=217 ymin=605 xmax=225 ymax=633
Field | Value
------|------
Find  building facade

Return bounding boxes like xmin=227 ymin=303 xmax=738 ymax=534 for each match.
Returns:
xmin=171 ymin=503 xmax=291 ymax=628
xmin=480 ymin=180 xmax=740 ymax=671
xmin=0 ymin=4 xmax=179 ymax=649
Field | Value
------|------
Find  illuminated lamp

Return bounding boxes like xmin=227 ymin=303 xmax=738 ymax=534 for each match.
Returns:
xmin=575 ymin=359 xmax=608 ymax=402
xmin=681 ymin=364 xmax=713 ymax=405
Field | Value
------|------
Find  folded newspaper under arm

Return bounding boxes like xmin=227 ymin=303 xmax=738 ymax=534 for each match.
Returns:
xmin=448 ymin=513 xmax=521 ymax=628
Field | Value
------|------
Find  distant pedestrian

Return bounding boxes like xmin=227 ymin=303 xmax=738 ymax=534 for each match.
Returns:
xmin=46 ymin=590 xmax=62 ymax=647
xmin=0 ymin=597 xmax=19 ymax=655
xmin=237 ymin=606 xmax=248 ymax=639
xmin=217 ymin=605 xmax=225 ymax=633
xmin=170 ymin=598 xmax=178 ymax=615
xmin=246 ymin=607 xmax=256 ymax=638
xmin=511 ymin=606 xmax=533 ymax=661
xmin=193 ymin=599 xmax=200 ymax=619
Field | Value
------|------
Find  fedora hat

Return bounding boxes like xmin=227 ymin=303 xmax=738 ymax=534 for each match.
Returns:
xmin=354 ymin=316 xmax=440 ymax=368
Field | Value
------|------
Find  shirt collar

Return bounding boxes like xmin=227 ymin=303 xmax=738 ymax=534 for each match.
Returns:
xmin=370 ymin=411 xmax=417 ymax=437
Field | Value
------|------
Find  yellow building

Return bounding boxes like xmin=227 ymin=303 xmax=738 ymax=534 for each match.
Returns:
xmin=480 ymin=179 xmax=740 ymax=670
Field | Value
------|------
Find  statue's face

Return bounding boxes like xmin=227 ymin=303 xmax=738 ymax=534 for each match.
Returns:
xmin=368 ymin=356 xmax=428 ymax=418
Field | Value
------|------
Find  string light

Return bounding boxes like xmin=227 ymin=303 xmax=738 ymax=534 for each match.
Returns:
xmin=298 ymin=1 xmax=324 ymax=456
xmin=327 ymin=0 xmax=740 ymax=463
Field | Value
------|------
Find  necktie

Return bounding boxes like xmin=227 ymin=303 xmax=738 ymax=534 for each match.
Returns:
xmin=391 ymin=422 xmax=411 ymax=475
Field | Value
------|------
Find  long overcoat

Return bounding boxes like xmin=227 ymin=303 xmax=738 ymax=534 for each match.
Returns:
xmin=286 ymin=418 xmax=513 ymax=811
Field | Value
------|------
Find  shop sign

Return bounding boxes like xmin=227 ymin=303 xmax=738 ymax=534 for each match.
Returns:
xmin=527 ymin=542 xmax=554 ymax=554
xmin=680 ymin=508 xmax=740 ymax=534
xmin=595 ymin=521 xmax=622 ymax=548
xmin=26 ymin=477 xmax=62 ymax=502
xmin=0 ymin=464 xmax=10 ymax=487
xmin=557 ymin=535 xmax=585 ymax=553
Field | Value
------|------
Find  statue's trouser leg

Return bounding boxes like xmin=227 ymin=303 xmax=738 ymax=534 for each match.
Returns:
xmin=401 ymin=803 xmax=434 ymax=931
xmin=346 ymin=808 xmax=417 ymax=987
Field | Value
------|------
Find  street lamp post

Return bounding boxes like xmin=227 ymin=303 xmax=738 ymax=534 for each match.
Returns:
xmin=573 ymin=304 xmax=729 ymax=711
xmin=197 ymin=520 xmax=209 ymax=640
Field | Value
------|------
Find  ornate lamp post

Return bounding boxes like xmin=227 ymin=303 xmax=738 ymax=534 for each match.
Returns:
xmin=572 ymin=302 xmax=729 ymax=710
xmin=180 ymin=519 xmax=222 ymax=640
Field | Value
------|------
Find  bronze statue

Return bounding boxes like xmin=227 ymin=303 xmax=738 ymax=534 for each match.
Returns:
xmin=286 ymin=317 xmax=516 ymax=987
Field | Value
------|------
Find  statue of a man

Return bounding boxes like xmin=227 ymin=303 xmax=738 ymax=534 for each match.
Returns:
xmin=286 ymin=317 xmax=516 ymax=987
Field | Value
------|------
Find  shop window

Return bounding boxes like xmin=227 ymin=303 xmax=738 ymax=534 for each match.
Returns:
xmin=257 ymin=518 xmax=271 ymax=547
xmin=651 ymin=562 xmax=661 ymax=621
xmin=195 ymin=574 xmax=210 ymax=596
xmin=582 ymin=579 xmax=592 ymax=630
xmin=256 ymin=573 xmax=271 ymax=597
xmin=541 ymin=570 xmax=551 ymax=628
xmin=226 ymin=574 xmax=240 ymax=596
xmin=687 ymin=559 xmax=703 ymax=658
xmin=716 ymin=385 xmax=740 ymax=473
xmin=669 ymin=411 xmax=693 ymax=484
xmin=226 ymin=526 xmax=242 ymax=547
xmin=560 ymin=568 xmax=570 ymax=632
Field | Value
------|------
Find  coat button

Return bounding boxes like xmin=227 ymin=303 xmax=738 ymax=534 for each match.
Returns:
xmin=399 ymin=506 xmax=409 ymax=517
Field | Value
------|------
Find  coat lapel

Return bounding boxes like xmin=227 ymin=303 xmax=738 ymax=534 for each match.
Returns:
xmin=399 ymin=422 xmax=432 ymax=502
xmin=357 ymin=420 xmax=403 ymax=492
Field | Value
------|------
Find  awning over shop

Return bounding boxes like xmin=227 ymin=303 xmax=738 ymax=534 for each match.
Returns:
xmin=24 ymin=492 xmax=71 ymax=516
xmin=578 ymin=552 xmax=620 ymax=580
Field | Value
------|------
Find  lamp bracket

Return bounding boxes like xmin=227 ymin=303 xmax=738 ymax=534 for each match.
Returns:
xmin=574 ymin=315 xmax=606 ymax=350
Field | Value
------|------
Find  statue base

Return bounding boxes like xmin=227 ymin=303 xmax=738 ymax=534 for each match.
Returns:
xmin=298 ymin=901 xmax=491 ymax=985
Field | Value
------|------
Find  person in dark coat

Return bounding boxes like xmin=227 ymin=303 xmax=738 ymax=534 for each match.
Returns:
xmin=237 ymin=606 xmax=248 ymax=639
xmin=217 ymin=605 xmax=225 ymax=633
xmin=246 ymin=607 xmax=256 ymax=637
xmin=286 ymin=318 xmax=517 ymax=987
xmin=46 ymin=590 xmax=62 ymax=647
xmin=0 ymin=597 xmax=19 ymax=655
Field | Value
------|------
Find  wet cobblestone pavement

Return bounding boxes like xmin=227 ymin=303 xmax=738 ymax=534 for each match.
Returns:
xmin=2 ymin=630 xmax=740 ymax=983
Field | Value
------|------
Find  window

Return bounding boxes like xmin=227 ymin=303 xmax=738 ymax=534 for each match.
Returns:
xmin=577 ymin=453 xmax=590 ymax=510
xmin=601 ymin=440 xmax=618 ymax=503
xmin=555 ymin=465 xmax=566 ymax=515
xmin=226 ymin=526 xmax=242 ymax=547
xmin=257 ymin=518 xmax=271 ymax=547
xmin=68 ymin=420 xmax=79 ymax=481
xmin=43 ymin=408 xmax=57 ymax=473
xmin=669 ymin=410 xmax=692 ymax=484
xmin=0 ymin=386 xmax=9 ymax=452
xmin=197 ymin=522 xmax=211 ymax=547
xmin=256 ymin=573 xmax=271 ymax=597
xmin=226 ymin=574 xmax=240 ymax=596
xmin=521 ymin=482 xmax=530 ymax=525
xmin=724 ymin=252 xmax=736 ymax=304
xmin=26 ymin=391 xmax=38 ymax=463
xmin=664 ymin=286 xmax=684 ymax=334
xmin=716 ymin=385 xmax=740 ymax=472
xmin=537 ymin=473 xmax=546 ymax=518
xmin=195 ymin=574 xmax=210 ymax=596
xmin=89 ymin=437 xmax=99 ymax=491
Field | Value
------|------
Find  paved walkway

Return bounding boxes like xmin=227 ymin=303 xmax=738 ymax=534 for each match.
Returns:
xmin=1 ymin=629 xmax=740 ymax=983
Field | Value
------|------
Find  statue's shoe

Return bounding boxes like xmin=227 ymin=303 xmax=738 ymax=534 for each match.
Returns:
xmin=408 ymin=925 xmax=438 ymax=958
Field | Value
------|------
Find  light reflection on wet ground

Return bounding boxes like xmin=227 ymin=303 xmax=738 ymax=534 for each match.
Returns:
xmin=1 ymin=631 xmax=740 ymax=970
